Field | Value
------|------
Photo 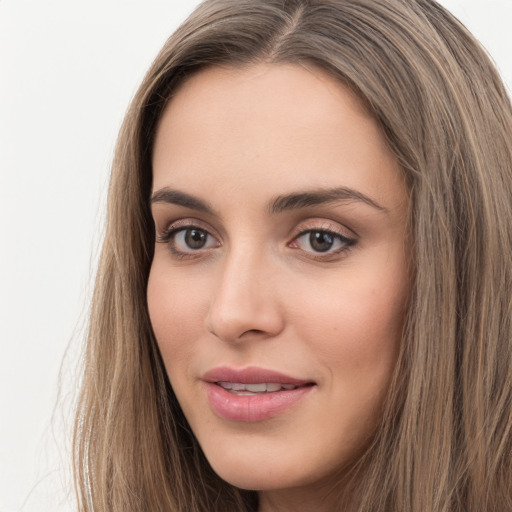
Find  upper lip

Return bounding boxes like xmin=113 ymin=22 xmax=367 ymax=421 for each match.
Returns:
xmin=202 ymin=366 xmax=314 ymax=386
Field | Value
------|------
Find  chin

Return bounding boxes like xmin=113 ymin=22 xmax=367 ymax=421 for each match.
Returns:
xmin=201 ymin=439 xmax=351 ymax=493
xmin=212 ymin=463 xmax=308 ymax=492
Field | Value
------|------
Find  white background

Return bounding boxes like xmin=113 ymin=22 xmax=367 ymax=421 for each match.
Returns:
xmin=1 ymin=1 xmax=511 ymax=510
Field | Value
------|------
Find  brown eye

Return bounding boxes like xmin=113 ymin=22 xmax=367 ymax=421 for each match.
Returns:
xmin=309 ymin=231 xmax=334 ymax=252
xmin=161 ymin=225 xmax=220 ymax=257
xmin=184 ymin=228 xmax=208 ymax=249
xmin=290 ymin=228 xmax=356 ymax=258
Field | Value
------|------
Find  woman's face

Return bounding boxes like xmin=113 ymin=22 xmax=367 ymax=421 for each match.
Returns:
xmin=148 ymin=64 xmax=409 ymax=507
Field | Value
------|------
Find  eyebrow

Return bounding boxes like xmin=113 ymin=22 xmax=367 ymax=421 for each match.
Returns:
xmin=150 ymin=188 xmax=216 ymax=215
xmin=269 ymin=187 xmax=388 ymax=214
xmin=150 ymin=186 xmax=388 ymax=215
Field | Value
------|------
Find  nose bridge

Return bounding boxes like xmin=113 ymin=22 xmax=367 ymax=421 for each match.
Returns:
xmin=205 ymin=242 xmax=283 ymax=342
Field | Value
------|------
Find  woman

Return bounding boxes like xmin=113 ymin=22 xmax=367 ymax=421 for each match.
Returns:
xmin=73 ymin=0 xmax=512 ymax=510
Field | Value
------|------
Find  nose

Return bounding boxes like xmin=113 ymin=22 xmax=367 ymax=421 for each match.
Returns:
xmin=205 ymin=250 xmax=285 ymax=343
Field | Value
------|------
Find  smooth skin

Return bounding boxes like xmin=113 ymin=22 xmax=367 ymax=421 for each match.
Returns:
xmin=148 ymin=63 xmax=410 ymax=512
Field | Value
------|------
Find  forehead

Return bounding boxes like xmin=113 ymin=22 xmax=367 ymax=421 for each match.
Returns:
xmin=165 ymin=62 xmax=372 ymax=121
xmin=152 ymin=63 xmax=406 ymax=212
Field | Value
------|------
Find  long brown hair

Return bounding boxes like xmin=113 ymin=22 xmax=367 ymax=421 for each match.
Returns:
xmin=74 ymin=0 xmax=512 ymax=510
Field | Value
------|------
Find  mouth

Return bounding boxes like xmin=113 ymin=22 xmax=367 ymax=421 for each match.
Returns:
xmin=215 ymin=381 xmax=309 ymax=395
xmin=202 ymin=365 xmax=314 ymax=385
xmin=202 ymin=366 xmax=316 ymax=422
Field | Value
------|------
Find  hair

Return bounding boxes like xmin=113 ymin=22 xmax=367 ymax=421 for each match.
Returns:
xmin=73 ymin=0 xmax=512 ymax=510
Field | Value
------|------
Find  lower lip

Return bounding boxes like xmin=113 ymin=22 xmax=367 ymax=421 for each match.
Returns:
xmin=205 ymin=383 xmax=314 ymax=422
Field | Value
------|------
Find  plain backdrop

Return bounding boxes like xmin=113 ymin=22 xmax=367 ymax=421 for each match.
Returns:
xmin=1 ymin=1 xmax=511 ymax=510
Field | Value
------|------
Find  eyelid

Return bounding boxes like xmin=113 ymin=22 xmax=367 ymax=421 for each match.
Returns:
xmin=287 ymin=219 xmax=357 ymax=260
xmin=155 ymin=217 xmax=357 ymax=261
xmin=157 ymin=217 xmax=220 ymax=241
xmin=290 ymin=218 xmax=357 ymax=241
xmin=155 ymin=218 xmax=222 ymax=262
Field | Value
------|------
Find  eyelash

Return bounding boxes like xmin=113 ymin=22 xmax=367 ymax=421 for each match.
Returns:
xmin=156 ymin=219 xmax=219 ymax=260
xmin=156 ymin=220 xmax=357 ymax=261
xmin=289 ymin=227 xmax=356 ymax=261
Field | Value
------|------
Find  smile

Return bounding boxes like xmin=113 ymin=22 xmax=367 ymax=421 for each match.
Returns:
xmin=216 ymin=382 xmax=299 ymax=394
xmin=202 ymin=367 xmax=316 ymax=422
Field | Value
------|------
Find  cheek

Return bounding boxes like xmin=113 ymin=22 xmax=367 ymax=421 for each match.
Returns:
xmin=147 ymin=265 xmax=208 ymax=367
xmin=292 ymin=259 xmax=407 ymax=384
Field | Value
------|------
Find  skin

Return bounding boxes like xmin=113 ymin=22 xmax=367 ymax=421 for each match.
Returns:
xmin=148 ymin=63 xmax=410 ymax=511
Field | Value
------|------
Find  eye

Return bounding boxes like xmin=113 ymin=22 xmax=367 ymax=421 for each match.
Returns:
xmin=306 ymin=231 xmax=338 ymax=252
xmin=173 ymin=227 xmax=216 ymax=251
xmin=157 ymin=222 xmax=220 ymax=258
xmin=289 ymin=228 xmax=356 ymax=259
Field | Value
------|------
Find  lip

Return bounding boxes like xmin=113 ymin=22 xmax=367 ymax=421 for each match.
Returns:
xmin=202 ymin=366 xmax=316 ymax=422
xmin=202 ymin=366 xmax=312 ymax=385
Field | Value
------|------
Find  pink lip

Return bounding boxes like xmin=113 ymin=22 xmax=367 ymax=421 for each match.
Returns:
xmin=202 ymin=366 xmax=315 ymax=422
xmin=202 ymin=366 xmax=311 ymax=385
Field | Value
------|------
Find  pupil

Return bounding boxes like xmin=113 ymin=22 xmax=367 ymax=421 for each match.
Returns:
xmin=310 ymin=231 xmax=333 ymax=252
xmin=185 ymin=229 xmax=207 ymax=249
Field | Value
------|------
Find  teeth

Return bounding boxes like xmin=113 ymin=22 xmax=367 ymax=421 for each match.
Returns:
xmin=245 ymin=383 xmax=267 ymax=392
xmin=216 ymin=382 xmax=299 ymax=393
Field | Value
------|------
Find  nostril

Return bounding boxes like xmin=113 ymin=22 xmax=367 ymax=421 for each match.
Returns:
xmin=240 ymin=329 xmax=265 ymax=337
